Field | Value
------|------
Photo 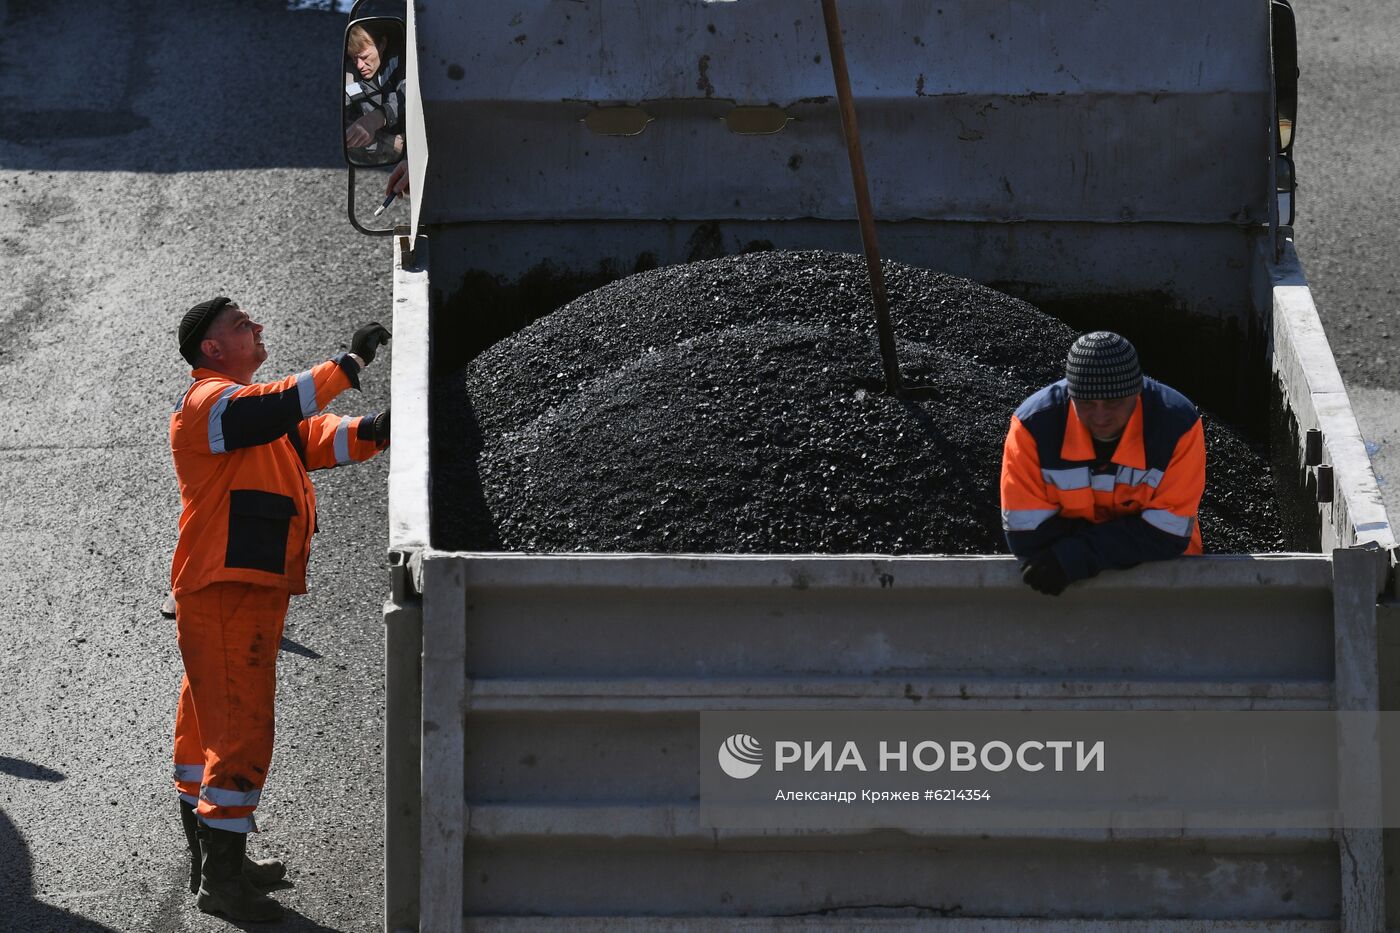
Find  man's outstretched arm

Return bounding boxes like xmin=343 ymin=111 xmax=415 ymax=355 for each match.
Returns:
xmin=187 ymin=354 xmax=363 ymax=454
xmin=184 ymin=323 xmax=390 ymax=455
xmin=298 ymin=409 xmax=390 ymax=470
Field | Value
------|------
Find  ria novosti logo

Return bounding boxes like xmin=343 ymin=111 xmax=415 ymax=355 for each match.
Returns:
xmin=718 ymin=733 xmax=764 ymax=779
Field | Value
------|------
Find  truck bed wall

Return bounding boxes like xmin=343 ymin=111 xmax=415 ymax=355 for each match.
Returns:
xmin=387 ymin=548 xmax=1385 ymax=929
xmin=412 ymin=1 xmax=1272 ymax=229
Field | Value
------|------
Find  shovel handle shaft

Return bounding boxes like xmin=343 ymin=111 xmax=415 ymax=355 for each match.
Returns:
xmin=820 ymin=0 xmax=903 ymax=396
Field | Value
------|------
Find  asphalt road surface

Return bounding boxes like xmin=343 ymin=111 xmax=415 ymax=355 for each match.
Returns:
xmin=0 ymin=2 xmax=391 ymax=931
xmin=0 ymin=1 xmax=1396 ymax=932
xmin=1292 ymin=1 xmax=1400 ymax=517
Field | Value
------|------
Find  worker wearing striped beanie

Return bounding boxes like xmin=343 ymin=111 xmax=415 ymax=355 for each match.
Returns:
xmin=999 ymin=331 xmax=1206 ymax=596
xmin=1065 ymin=331 xmax=1143 ymax=400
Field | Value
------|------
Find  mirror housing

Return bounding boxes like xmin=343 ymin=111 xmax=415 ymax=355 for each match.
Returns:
xmin=1271 ymin=0 xmax=1297 ymax=227
xmin=344 ymin=16 xmax=407 ymax=168
xmin=1271 ymin=0 xmax=1298 ymax=155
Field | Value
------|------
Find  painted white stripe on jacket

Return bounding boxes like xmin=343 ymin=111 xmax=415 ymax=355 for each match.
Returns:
xmin=200 ymin=814 xmax=256 ymax=833
xmin=333 ymin=418 xmax=352 ymax=465
xmin=201 ymin=784 xmax=262 ymax=808
xmin=1002 ymin=508 xmax=1059 ymax=531
xmin=296 ymin=370 xmax=319 ymax=418
xmin=1142 ymin=509 xmax=1193 ymax=537
xmin=1041 ymin=467 xmax=1090 ymax=490
xmin=174 ymin=763 xmax=205 ymax=783
xmin=207 ymin=386 xmax=241 ymax=454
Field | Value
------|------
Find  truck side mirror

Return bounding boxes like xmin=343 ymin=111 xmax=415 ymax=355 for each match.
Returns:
xmin=1271 ymin=0 xmax=1298 ymax=155
xmin=344 ymin=16 xmax=407 ymax=168
xmin=1272 ymin=0 xmax=1298 ymax=226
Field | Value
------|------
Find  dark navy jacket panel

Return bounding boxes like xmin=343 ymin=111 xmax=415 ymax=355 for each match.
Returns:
xmin=1017 ymin=377 xmax=1197 ymax=468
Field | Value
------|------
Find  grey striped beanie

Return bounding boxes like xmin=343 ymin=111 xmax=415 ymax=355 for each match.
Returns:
xmin=1065 ymin=331 xmax=1143 ymax=400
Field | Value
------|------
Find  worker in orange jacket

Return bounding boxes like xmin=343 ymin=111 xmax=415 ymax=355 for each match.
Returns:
xmin=1000 ymin=331 xmax=1205 ymax=596
xmin=169 ymin=297 xmax=391 ymax=921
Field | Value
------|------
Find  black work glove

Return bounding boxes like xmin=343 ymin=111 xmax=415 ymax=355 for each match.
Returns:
xmin=350 ymin=322 xmax=392 ymax=364
xmin=372 ymin=408 xmax=391 ymax=445
xmin=1021 ymin=549 xmax=1070 ymax=597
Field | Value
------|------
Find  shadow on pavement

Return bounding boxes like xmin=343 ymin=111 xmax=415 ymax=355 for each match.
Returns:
xmin=2 ymin=799 xmax=347 ymax=932
xmin=0 ymin=755 xmax=66 ymax=782
xmin=0 ymin=808 xmax=120 ymax=932
xmin=279 ymin=636 xmax=324 ymax=660
xmin=0 ymin=0 xmax=358 ymax=171
xmin=216 ymin=908 xmax=351 ymax=932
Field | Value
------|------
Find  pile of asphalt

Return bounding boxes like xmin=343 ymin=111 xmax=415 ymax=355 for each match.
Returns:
xmin=435 ymin=251 xmax=1290 ymax=554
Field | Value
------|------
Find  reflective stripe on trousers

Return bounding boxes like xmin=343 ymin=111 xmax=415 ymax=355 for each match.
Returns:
xmin=171 ymin=583 xmax=289 ymax=832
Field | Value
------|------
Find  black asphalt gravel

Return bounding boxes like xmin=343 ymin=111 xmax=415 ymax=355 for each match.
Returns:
xmin=437 ymin=250 xmax=1291 ymax=555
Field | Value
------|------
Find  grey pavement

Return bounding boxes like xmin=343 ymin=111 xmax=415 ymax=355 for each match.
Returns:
xmin=0 ymin=1 xmax=392 ymax=931
xmin=0 ymin=1 xmax=1396 ymax=932
xmin=1293 ymin=0 xmax=1400 ymax=519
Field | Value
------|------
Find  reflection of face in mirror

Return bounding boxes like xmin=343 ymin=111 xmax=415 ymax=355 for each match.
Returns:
xmin=344 ymin=20 xmax=405 ymax=166
xmin=351 ymin=39 xmax=382 ymax=81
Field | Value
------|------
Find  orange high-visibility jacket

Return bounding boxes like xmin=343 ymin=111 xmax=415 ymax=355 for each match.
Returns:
xmin=169 ymin=355 xmax=385 ymax=597
xmin=1000 ymin=377 xmax=1205 ymax=582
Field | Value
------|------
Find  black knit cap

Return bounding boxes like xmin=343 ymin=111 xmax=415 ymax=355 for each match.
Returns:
xmin=1065 ymin=331 xmax=1143 ymax=399
xmin=178 ymin=297 xmax=233 ymax=365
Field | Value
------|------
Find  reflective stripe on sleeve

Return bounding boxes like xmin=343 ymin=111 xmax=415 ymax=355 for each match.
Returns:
xmin=296 ymin=370 xmax=319 ymax=418
xmin=1046 ymin=465 xmax=1164 ymax=493
xmin=1041 ymin=467 xmax=1090 ymax=490
xmin=1001 ymin=508 xmax=1059 ymax=531
xmin=333 ymin=418 xmax=352 ymax=465
xmin=201 ymin=784 xmax=262 ymax=808
xmin=1117 ymin=466 xmax=1164 ymax=489
xmin=1142 ymin=509 xmax=1193 ymax=537
xmin=174 ymin=763 xmax=205 ymax=783
xmin=179 ymin=792 xmax=200 ymax=808
xmin=207 ymin=386 xmax=241 ymax=454
xmin=199 ymin=814 xmax=257 ymax=833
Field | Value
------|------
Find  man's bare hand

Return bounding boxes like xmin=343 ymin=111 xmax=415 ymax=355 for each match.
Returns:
xmin=386 ymin=160 xmax=410 ymax=197
xmin=346 ymin=111 xmax=387 ymax=148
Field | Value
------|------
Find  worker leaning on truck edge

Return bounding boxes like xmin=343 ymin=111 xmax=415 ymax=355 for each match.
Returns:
xmin=1000 ymin=331 xmax=1205 ymax=597
xmin=168 ymin=297 xmax=391 ymax=922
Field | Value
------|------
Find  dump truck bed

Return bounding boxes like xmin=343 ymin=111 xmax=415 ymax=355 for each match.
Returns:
xmin=382 ymin=231 xmax=1393 ymax=931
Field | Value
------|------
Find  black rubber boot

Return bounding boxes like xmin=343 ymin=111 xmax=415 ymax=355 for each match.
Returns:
xmin=196 ymin=826 xmax=283 ymax=922
xmin=178 ymin=800 xmax=201 ymax=894
xmin=180 ymin=800 xmax=286 ymax=893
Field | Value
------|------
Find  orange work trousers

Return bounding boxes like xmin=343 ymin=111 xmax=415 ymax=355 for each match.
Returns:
xmin=172 ymin=582 xmax=289 ymax=833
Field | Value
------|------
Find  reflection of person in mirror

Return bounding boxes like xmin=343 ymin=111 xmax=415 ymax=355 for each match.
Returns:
xmin=345 ymin=24 xmax=405 ymax=163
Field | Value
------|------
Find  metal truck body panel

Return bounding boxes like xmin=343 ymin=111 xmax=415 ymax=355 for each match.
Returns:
xmin=412 ymin=0 xmax=1272 ymax=226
